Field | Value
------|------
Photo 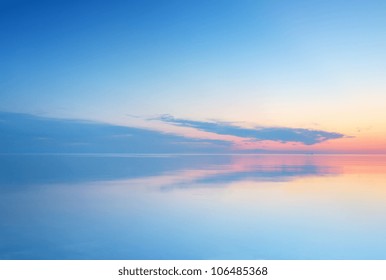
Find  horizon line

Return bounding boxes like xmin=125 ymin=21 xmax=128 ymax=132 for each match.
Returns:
xmin=1 ymin=152 xmax=386 ymax=156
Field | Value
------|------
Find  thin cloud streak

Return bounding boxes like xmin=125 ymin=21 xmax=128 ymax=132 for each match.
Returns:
xmin=158 ymin=115 xmax=347 ymax=145
xmin=0 ymin=111 xmax=231 ymax=154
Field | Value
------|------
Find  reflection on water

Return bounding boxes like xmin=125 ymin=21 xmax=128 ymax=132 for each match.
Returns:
xmin=1 ymin=154 xmax=386 ymax=259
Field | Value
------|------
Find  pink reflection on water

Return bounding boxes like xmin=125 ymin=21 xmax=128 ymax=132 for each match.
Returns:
xmin=100 ymin=155 xmax=349 ymax=190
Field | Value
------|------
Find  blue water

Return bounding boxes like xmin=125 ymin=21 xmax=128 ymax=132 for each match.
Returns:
xmin=1 ymin=154 xmax=386 ymax=259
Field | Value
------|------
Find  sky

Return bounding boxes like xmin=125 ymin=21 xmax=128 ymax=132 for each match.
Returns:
xmin=1 ymin=0 xmax=386 ymax=153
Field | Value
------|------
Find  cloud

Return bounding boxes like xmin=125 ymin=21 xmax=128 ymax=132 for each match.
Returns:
xmin=0 ymin=111 xmax=348 ymax=156
xmin=158 ymin=115 xmax=346 ymax=145
xmin=0 ymin=111 xmax=231 ymax=154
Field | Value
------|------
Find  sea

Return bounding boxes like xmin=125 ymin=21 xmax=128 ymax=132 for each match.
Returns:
xmin=1 ymin=154 xmax=386 ymax=259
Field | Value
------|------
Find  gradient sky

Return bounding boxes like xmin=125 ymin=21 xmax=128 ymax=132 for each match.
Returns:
xmin=1 ymin=0 xmax=386 ymax=153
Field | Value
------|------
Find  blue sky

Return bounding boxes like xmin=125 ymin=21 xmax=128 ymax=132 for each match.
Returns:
xmin=1 ymin=0 xmax=386 ymax=153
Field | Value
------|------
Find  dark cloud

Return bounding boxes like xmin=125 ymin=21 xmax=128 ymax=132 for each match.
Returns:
xmin=158 ymin=115 xmax=346 ymax=145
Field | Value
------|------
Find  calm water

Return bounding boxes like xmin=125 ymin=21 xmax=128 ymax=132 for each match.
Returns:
xmin=1 ymin=154 xmax=386 ymax=260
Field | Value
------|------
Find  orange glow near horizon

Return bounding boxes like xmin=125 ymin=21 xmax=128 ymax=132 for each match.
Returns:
xmin=229 ymin=134 xmax=386 ymax=153
xmin=121 ymin=114 xmax=386 ymax=154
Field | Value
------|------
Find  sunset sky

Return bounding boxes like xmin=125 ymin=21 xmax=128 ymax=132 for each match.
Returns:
xmin=1 ymin=0 xmax=386 ymax=153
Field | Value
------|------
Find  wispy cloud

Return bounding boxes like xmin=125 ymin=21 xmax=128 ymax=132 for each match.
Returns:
xmin=0 ymin=111 xmax=230 ymax=154
xmin=0 ymin=111 xmax=349 ymax=155
xmin=157 ymin=115 xmax=346 ymax=145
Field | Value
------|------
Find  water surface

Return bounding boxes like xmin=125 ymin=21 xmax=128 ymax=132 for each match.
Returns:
xmin=1 ymin=154 xmax=386 ymax=259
